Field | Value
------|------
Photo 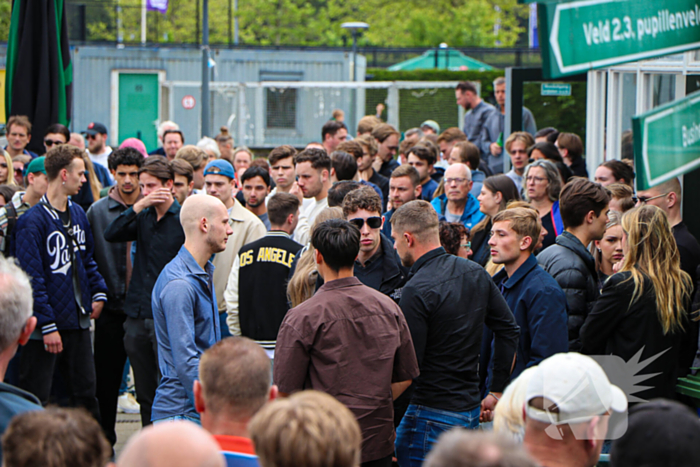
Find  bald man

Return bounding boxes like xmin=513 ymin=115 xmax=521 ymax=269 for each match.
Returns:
xmin=118 ymin=421 xmax=225 ymax=467
xmin=150 ymin=195 xmax=233 ymax=423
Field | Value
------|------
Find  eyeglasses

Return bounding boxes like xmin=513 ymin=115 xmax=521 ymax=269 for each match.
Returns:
xmin=636 ymin=192 xmax=668 ymax=204
xmin=44 ymin=139 xmax=64 ymax=147
xmin=526 ymin=175 xmax=546 ymax=183
xmin=14 ymin=168 xmax=23 ymax=174
xmin=445 ymin=177 xmax=469 ymax=185
xmin=349 ymin=216 xmax=382 ymax=230
xmin=86 ymin=134 xmax=98 ymax=140
xmin=461 ymin=242 xmax=471 ymax=250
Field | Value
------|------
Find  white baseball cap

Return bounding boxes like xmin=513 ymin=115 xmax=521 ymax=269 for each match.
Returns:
xmin=525 ymin=353 xmax=627 ymax=426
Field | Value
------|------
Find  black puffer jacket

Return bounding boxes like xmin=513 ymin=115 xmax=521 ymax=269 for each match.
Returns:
xmin=537 ymin=231 xmax=598 ymax=351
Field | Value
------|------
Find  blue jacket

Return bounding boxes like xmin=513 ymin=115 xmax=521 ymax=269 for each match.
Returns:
xmin=0 ymin=382 xmax=42 ymax=464
xmin=382 ymin=208 xmax=395 ymax=243
xmin=12 ymin=196 xmax=107 ymax=335
xmin=151 ymin=246 xmax=221 ymax=421
xmin=421 ymin=178 xmax=438 ymax=201
xmin=492 ymin=254 xmax=568 ymax=379
xmin=431 ymin=193 xmax=486 ymax=230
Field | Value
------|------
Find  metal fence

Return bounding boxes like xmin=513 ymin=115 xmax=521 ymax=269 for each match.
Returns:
xmin=159 ymin=81 xmax=466 ymax=149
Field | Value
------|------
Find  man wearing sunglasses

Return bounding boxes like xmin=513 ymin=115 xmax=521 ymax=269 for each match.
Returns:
xmin=82 ymin=122 xmax=112 ymax=172
xmin=636 ymin=177 xmax=700 ymax=299
xmin=43 ymin=124 xmax=70 ymax=155
xmin=342 ymin=186 xmax=407 ymax=303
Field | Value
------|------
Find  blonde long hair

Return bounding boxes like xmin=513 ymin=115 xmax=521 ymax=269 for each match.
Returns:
xmin=82 ymin=154 xmax=103 ymax=202
xmin=620 ymin=205 xmax=692 ymax=334
xmin=1 ymin=151 xmax=18 ymax=186
xmin=287 ymin=207 xmax=344 ymax=308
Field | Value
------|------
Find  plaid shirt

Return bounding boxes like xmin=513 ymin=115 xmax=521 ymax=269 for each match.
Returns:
xmin=0 ymin=191 xmax=31 ymax=255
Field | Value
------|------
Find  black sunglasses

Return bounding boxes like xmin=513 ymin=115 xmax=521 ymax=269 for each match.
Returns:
xmin=44 ymin=139 xmax=64 ymax=147
xmin=349 ymin=216 xmax=382 ymax=230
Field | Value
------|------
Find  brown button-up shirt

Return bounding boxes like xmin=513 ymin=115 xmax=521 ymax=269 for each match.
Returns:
xmin=274 ymin=276 xmax=419 ymax=463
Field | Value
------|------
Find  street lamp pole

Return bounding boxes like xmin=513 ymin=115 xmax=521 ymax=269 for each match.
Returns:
xmin=201 ymin=0 xmax=210 ymax=137
xmin=341 ymin=22 xmax=369 ymax=82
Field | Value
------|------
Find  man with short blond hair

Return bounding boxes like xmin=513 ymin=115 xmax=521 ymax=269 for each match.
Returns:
xmin=249 ymin=391 xmax=361 ymax=467
xmin=487 ymin=207 xmax=567 ymax=382
xmin=195 ymin=337 xmax=277 ymax=462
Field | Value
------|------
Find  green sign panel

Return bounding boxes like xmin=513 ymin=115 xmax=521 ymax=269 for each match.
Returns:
xmin=541 ymin=83 xmax=572 ymax=96
xmin=632 ymin=90 xmax=700 ymax=191
xmin=539 ymin=0 xmax=700 ymax=79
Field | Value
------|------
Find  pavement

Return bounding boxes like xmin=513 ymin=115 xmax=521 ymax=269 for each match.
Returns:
xmin=115 ymin=413 xmax=143 ymax=458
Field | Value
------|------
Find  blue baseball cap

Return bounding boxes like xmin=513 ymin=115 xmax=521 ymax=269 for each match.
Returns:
xmin=204 ymin=159 xmax=235 ymax=180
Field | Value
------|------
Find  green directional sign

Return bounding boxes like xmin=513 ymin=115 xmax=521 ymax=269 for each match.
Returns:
xmin=632 ymin=90 xmax=700 ymax=191
xmin=539 ymin=0 xmax=700 ymax=79
xmin=541 ymin=83 xmax=571 ymax=96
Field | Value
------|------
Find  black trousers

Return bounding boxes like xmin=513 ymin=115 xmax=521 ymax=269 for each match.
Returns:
xmin=94 ymin=312 xmax=128 ymax=446
xmin=18 ymin=328 xmax=100 ymax=422
xmin=123 ymin=317 xmax=160 ymax=427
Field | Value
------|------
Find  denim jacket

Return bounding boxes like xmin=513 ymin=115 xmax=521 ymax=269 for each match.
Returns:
xmin=151 ymin=246 xmax=221 ymax=421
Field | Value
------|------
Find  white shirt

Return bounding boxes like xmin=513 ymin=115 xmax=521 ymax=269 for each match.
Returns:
xmin=88 ymin=147 xmax=113 ymax=171
xmin=293 ymin=197 xmax=329 ymax=245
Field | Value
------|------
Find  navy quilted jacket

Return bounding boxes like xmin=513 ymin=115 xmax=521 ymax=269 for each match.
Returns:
xmin=12 ymin=195 xmax=107 ymax=335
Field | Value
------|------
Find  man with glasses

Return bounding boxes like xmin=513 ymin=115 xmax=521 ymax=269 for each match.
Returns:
xmin=504 ymin=132 xmax=535 ymax=195
xmin=343 ymin=186 xmax=407 ymax=302
xmin=43 ymin=124 xmax=70 ymax=154
xmin=636 ymin=177 xmax=700 ymax=300
xmin=82 ymin=122 xmax=112 ymax=171
xmin=430 ymin=163 xmax=485 ymax=230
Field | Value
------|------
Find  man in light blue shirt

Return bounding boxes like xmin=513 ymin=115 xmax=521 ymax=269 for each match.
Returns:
xmin=151 ymin=195 xmax=232 ymax=423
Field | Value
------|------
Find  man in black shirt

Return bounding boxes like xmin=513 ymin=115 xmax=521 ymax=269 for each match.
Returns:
xmin=342 ymin=186 xmax=407 ymax=302
xmin=390 ymin=200 xmax=519 ymax=465
xmin=104 ymin=156 xmax=185 ymax=427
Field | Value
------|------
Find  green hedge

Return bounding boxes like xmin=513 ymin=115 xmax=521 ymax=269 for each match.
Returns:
xmin=367 ymin=69 xmax=504 ymax=97
xmin=365 ymin=68 xmax=587 ymax=141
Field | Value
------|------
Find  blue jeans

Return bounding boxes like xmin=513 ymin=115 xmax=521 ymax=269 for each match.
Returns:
xmin=395 ymin=404 xmax=480 ymax=467
xmin=153 ymin=414 xmax=201 ymax=425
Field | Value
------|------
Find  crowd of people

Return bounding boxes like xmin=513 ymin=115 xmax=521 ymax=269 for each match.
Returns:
xmin=0 ymin=77 xmax=700 ymax=467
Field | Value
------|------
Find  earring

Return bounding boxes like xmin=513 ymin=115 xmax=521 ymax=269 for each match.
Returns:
xmin=62 ymin=181 xmax=65 ymax=185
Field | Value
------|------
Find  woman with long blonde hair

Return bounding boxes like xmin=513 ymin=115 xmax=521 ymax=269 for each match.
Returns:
xmin=287 ymin=207 xmax=344 ymax=308
xmin=0 ymin=151 xmax=19 ymax=187
xmin=581 ymin=205 xmax=694 ymax=402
